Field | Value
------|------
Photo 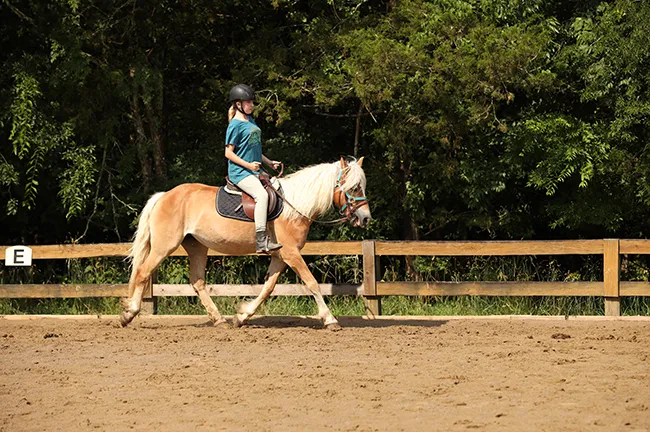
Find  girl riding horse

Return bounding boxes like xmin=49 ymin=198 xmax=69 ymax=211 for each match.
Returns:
xmin=225 ymin=84 xmax=282 ymax=254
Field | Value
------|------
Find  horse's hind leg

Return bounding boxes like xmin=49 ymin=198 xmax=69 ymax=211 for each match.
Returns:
xmin=120 ymin=235 xmax=183 ymax=327
xmin=233 ymin=256 xmax=286 ymax=328
xmin=182 ymin=236 xmax=229 ymax=328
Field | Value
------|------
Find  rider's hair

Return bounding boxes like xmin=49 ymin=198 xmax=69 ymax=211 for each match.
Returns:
xmin=228 ymin=103 xmax=237 ymax=123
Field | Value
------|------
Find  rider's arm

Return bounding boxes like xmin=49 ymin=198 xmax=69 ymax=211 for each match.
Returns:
xmin=262 ymin=154 xmax=280 ymax=169
xmin=226 ymin=145 xmax=259 ymax=171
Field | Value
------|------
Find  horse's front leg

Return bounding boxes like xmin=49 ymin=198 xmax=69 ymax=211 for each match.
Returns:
xmin=282 ymin=251 xmax=341 ymax=331
xmin=183 ymin=237 xmax=230 ymax=328
xmin=233 ymin=256 xmax=286 ymax=327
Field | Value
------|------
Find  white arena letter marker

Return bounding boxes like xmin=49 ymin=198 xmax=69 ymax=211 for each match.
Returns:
xmin=5 ymin=246 xmax=33 ymax=266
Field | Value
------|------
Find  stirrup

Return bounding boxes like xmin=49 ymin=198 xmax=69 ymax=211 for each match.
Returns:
xmin=256 ymin=231 xmax=282 ymax=254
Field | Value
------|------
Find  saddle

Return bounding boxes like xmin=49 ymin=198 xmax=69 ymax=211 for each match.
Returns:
xmin=216 ymin=173 xmax=284 ymax=222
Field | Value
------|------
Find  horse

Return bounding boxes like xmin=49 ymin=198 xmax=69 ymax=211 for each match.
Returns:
xmin=120 ymin=157 xmax=371 ymax=330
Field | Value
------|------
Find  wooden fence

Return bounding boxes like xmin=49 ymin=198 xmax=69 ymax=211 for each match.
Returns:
xmin=2 ymin=239 xmax=650 ymax=316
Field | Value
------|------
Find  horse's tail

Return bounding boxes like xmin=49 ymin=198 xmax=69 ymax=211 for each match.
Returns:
xmin=127 ymin=192 xmax=165 ymax=297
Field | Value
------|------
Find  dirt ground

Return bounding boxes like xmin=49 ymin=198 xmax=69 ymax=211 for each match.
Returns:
xmin=1 ymin=315 xmax=649 ymax=432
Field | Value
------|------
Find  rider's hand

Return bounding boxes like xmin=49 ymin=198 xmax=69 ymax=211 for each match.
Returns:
xmin=249 ymin=161 xmax=261 ymax=172
xmin=271 ymin=160 xmax=282 ymax=170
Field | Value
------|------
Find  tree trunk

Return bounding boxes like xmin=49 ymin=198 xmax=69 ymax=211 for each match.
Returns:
xmin=354 ymin=101 xmax=363 ymax=157
xmin=397 ymin=158 xmax=421 ymax=281
xmin=145 ymin=74 xmax=166 ymax=182
xmin=130 ymin=68 xmax=152 ymax=193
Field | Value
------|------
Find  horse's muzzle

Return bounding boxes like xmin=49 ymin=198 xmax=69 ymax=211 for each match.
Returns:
xmin=358 ymin=215 xmax=371 ymax=228
xmin=353 ymin=208 xmax=371 ymax=228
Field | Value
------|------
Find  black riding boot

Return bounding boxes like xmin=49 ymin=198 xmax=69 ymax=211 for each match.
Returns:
xmin=256 ymin=230 xmax=282 ymax=254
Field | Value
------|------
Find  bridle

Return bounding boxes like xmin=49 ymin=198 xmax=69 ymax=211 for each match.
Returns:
xmin=269 ymin=164 xmax=368 ymax=225
xmin=333 ymin=167 xmax=368 ymax=222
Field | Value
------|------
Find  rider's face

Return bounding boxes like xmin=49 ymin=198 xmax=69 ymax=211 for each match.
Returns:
xmin=240 ymin=100 xmax=255 ymax=115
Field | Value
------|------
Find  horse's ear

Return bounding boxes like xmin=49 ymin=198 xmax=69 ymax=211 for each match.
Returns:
xmin=357 ymin=156 xmax=364 ymax=167
xmin=340 ymin=157 xmax=348 ymax=168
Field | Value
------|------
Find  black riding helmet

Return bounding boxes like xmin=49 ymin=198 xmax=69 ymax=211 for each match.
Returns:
xmin=229 ymin=84 xmax=255 ymax=116
xmin=229 ymin=84 xmax=255 ymax=103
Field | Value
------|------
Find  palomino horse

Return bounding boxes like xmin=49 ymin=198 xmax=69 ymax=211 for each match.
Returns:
xmin=120 ymin=157 xmax=371 ymax=330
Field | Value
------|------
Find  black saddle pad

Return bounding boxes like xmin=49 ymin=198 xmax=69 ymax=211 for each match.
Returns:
xmin=216 ymin=186 xmax=284 ymax=223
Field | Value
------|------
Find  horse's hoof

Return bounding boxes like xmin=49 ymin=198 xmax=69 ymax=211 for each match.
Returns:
xmin=120 ymin=307 xmax=140 ymax=327
xmin=231 ymin=315 xmax=245 ymax=328
xmin=119 ymin=311 xmax=133 ymax=327
xmin=325 ymin=322 xmax=342 ymax=332
xmin=212 ymin=319 xmax=231 ymax=329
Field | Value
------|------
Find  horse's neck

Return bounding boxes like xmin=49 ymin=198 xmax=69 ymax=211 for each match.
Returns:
xmin=278 ymin=164 xmax=337 ymax=220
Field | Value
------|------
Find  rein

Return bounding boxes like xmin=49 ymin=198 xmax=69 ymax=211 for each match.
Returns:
xmin=266 ymin=163 xmax=367 ymax=225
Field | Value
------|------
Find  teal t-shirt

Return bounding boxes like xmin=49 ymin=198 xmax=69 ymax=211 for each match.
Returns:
xmin=225 ymin=118 xmax=263 ymax=184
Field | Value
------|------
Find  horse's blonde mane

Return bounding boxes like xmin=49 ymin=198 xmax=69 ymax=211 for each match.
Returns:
xmin=278 ymin=160 xmax=366 ymax=221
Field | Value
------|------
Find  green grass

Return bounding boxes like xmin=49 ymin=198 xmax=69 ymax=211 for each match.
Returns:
xmin=0 ymin=297 xmax=122 ymax=315
xmin=2 ymin=295 xmax=649 ymax=316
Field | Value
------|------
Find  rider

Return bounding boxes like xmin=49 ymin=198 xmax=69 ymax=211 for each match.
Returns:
xmin=225 ymin=84 xmax=283 ymax=254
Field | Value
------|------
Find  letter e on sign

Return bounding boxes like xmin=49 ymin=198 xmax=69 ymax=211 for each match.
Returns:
xmin=5 ymin=246 xmax=33 ymax=266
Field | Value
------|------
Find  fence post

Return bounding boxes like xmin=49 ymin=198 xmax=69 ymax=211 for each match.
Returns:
xmin=141 ymin=269 xmax=158 ymax=315
xmin=362 ymin=240 xmax=381 ymax=317
xmin=603 ymin=239 xmax=620 ymax=317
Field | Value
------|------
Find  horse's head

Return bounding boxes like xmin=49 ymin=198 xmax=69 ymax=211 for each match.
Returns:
xmin=334 ymin=157 xmax=372 ymax=228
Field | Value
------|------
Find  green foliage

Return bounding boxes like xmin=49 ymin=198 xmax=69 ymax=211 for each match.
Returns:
xmin=2 ymin=0 xmax=650 ymax=315
xmin=2 ymin=0 xmax=649 ymax=242
xmin=506 ymin=115 xmax=609 ymax=196
xmin=58 ymin=145 xmax=97 ymax=219
xmin=5 ymin=69 xmax=86 ymax=219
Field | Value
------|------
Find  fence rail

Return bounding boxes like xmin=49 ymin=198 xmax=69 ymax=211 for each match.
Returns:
xmin=2 ymin=239 xmax=650 ymax=316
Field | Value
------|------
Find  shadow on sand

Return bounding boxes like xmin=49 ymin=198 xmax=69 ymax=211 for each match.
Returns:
xmin=132 ymin=315 xmax=449 ymax=329
xmin=228 ymin=315 xmax=449 ymax=329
